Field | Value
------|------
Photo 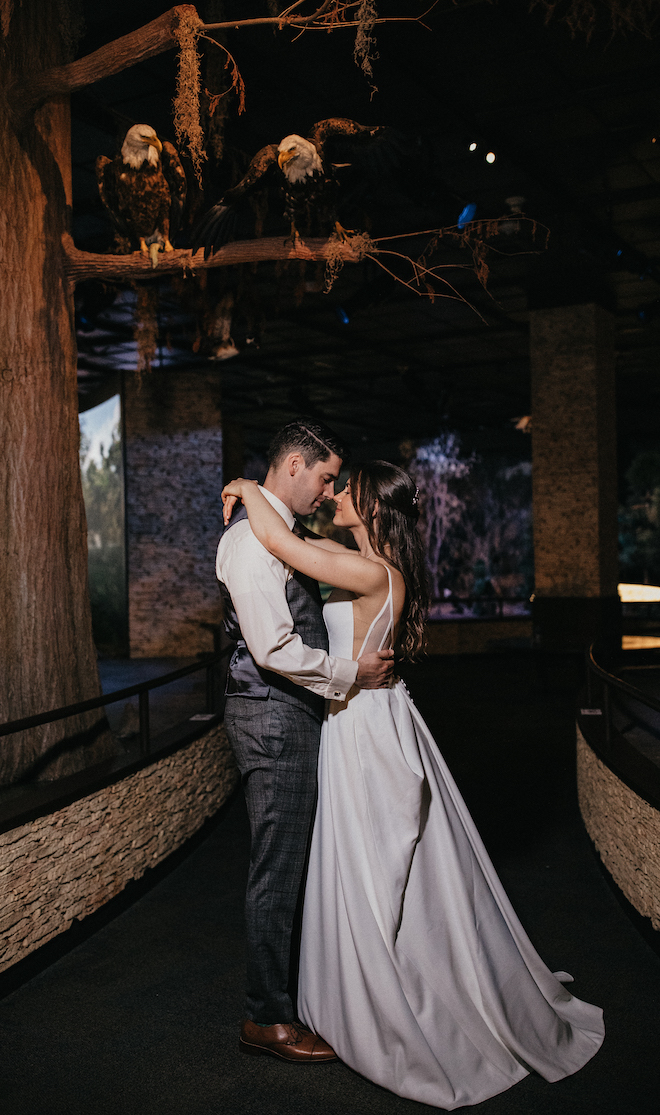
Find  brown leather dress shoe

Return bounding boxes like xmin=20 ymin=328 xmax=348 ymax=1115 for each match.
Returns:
xmin=239 ymin=1020 xmax=337 ymax=1062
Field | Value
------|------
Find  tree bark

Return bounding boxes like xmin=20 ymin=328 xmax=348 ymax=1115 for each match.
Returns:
xmin=62 ymin=234 xmax=365 ymax=284
xmin=7 ymin=6 xmax=200 ymax=130
xmin=0 ymin=0 xmax=400 ymax=785
xmin=0 ymin=2 xmax=113 ymax=784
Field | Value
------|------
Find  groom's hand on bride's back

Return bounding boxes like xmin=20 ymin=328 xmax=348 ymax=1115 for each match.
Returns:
xmin=356 ymin=649 xmax=395 ymax=689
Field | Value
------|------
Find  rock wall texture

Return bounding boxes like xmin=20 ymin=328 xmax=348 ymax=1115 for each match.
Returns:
xmin=124 ymin=369 xmax=224 ymax=657
xmin=530 ymin=304 xmax=618 ymax=598
xmin=577 ymin=727 xmax=660 ymax=930
xmin=0 ymin=724 xmax=238 ymax=974
xmin=425 ymin=619 xmax=532 ymax=655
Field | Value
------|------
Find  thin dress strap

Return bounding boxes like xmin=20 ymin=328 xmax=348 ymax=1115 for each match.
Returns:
xmin=356 ymin=566 xmax=394 ymax=659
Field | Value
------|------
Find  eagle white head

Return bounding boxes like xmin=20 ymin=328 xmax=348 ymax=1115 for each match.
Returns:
xmin=121 ymin=124 xmax=163 ymax=169
xmin=277 ymin=135 xmax=322 ymax=184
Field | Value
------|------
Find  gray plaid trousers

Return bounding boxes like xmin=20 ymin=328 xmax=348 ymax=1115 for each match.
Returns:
xmin=224 ymin=694 xmax=321 ymax=1023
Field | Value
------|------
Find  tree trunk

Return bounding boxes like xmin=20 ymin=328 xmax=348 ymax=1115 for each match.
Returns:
xmin=0 ymin=1 xmax=113 ymax=785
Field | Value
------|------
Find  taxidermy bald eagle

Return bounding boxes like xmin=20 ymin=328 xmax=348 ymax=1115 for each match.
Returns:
xmin=193 ymin=118 xmax=400 ymax=260
xmin=96 ymin=124 xmax=187 ymax=268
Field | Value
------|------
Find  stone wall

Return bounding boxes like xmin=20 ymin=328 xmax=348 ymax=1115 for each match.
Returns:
xmin=529 ymin=305 xmax=619 ymax=650
xmin=124 ymin=369 xmax=224 ymax=657
xmin=0 ymin=724 xmax=238 ymax=974
xmin=577 ymin=727 xmax=660 ymax=930
xmin=530 ymin=304 xmax=618 ymax=600
xmin=425 ymin=619 xmax=532 ymax=655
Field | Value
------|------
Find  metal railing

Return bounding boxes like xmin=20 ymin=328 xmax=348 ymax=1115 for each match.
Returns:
xmin=0 ymin=649 xmax=230 ymax=756
xmin=584 ymin=641 xmax=660 ymax=745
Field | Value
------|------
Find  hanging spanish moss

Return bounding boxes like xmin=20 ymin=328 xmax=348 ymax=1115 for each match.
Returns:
xmin=324 ymin=231 xmax=377 ymax=293
xmin=173 ymin=7 xmax=206 ymax=184
xmin=134 ymin=285 xmax=159 ymax=383
xmin=531 ymin=0 xmax=658 ymax=38
xmin=354 ymin=0 xmax=379 ymax=89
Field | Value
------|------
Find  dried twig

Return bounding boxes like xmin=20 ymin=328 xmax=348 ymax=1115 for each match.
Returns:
xmin=203 ymin=1 xmax=438 ymax=33
xmin=353 ymin=0 xmax=379 ymax=90
xmin=366 ymin=248 xmax=490 ymax=323
xmin=199 ymin=33 xmax=246 ymax=114
xmin=8 ymin=4 xmax=435 ymax=127
xmin=530 ymin=0 xmax=657 ymax=39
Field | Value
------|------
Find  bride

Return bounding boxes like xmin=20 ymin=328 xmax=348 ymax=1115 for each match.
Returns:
xmin=221 ymin=461 xmax=604 ymax=1110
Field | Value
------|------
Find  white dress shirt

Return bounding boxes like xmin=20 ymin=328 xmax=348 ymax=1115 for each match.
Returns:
xmin=216 ymin=487 xmax=358 ymax=701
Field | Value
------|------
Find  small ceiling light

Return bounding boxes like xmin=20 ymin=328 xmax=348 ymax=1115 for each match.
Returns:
xmin=652 ymin=137 xmax=657 ymax=144
xmin=469 ymin=142 xmax=478 ymax=152
xmin=485 ymin=151 xmax=496 ymax=164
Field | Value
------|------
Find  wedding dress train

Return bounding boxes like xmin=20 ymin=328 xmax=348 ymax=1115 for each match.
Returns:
xmin=298 ymin=570 xmax=604 ymax=1109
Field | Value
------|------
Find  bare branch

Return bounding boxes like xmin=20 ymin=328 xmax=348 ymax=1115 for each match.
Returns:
xmin=8 ymin=3 xmax=435 ymax=128
xmin=62 ymin=233 xmax=365 ymax=286
xmin=204 ymin=1 xmax=355 ymax=31
xmin=366 ymin=250 xmax=490 ymax=323
xmin=63 ymin=214 xmax=547 ymax=318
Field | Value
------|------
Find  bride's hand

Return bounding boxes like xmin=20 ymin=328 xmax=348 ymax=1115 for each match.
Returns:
xmin=221 ymin=477 xmax=257 ymax=526
xmin=222 ymin=477 xmax=253 ymax=498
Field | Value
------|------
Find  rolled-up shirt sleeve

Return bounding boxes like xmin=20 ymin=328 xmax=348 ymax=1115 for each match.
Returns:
xmin=217 ymin=521 xmax=358 ymax=701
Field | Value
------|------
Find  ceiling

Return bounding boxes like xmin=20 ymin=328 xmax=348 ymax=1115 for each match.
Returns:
xmin=71 ymin=0 xmax=660 ymax=472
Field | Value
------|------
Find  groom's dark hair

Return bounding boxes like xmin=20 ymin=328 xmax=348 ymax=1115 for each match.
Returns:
xmin=268 ymin=417 xmax=349 ymax=470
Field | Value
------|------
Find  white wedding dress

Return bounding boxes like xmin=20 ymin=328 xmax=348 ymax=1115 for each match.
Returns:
xmin=298 ymin=569 xmax=604 ymax=1109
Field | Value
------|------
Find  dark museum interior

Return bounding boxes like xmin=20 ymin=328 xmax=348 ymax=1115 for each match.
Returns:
xmin=1 ymin=2 xmax=660 ymax=1112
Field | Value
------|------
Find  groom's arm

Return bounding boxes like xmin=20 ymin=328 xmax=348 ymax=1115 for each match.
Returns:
xmin=217 ymin=523 xmax=358 ymax=701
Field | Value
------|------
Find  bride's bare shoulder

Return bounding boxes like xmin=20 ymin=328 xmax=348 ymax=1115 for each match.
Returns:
xmin=373 ymin=558 xmax=404 ymax=585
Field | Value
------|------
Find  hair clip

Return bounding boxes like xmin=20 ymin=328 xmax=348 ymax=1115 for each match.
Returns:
xmin=412 ymin=487 xmax=420 ymax=507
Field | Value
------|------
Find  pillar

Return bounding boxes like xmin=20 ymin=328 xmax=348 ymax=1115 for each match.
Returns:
xmin=124 ymin=369 xmax=223 ymax=657
xmin=530 ymin=304 xmax=620 ymax=651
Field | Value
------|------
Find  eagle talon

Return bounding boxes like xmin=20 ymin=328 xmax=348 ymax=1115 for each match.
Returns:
xmin=285 ymin=227 xmax=304 ymax=250
xmin=334 ymin=221 xmax=355 ymax=243
xmin=164 ymin=239 xmax=174 ymax=253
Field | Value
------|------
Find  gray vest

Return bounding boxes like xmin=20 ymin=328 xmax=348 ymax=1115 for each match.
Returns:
xmin=218 ymin=505 xmax=328 ymax=719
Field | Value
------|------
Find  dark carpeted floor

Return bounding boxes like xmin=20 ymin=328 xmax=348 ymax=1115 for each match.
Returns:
xmin=1 ymin=653 xmax=659 ymax=1115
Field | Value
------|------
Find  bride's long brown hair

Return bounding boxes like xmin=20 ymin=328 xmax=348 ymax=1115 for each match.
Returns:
xmin=351 ymin=461 xmax=429 ymax=661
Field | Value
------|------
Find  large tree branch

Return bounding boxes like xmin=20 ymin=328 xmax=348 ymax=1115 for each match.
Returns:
xmin=8 ymin=7 xmax=200 ymax=129
xmin=62 ymin=233 xmax=364 ymax=285
xmin=8 ymin=3 xmax=435 ymax=128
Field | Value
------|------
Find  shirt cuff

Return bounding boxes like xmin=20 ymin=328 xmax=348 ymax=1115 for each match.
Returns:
xmin=323 ymin=657 xmax=359 ymax=701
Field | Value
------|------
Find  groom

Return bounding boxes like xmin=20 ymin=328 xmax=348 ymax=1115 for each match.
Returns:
xmin=217 ymin=418 xmax=393 ymax=1063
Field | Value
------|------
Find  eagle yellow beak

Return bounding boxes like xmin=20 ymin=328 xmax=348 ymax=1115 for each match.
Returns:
xmin=142 ymin=134 xmax=162 ymax=154
xmin=278 ymin=149 xmax=296 ymax=170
